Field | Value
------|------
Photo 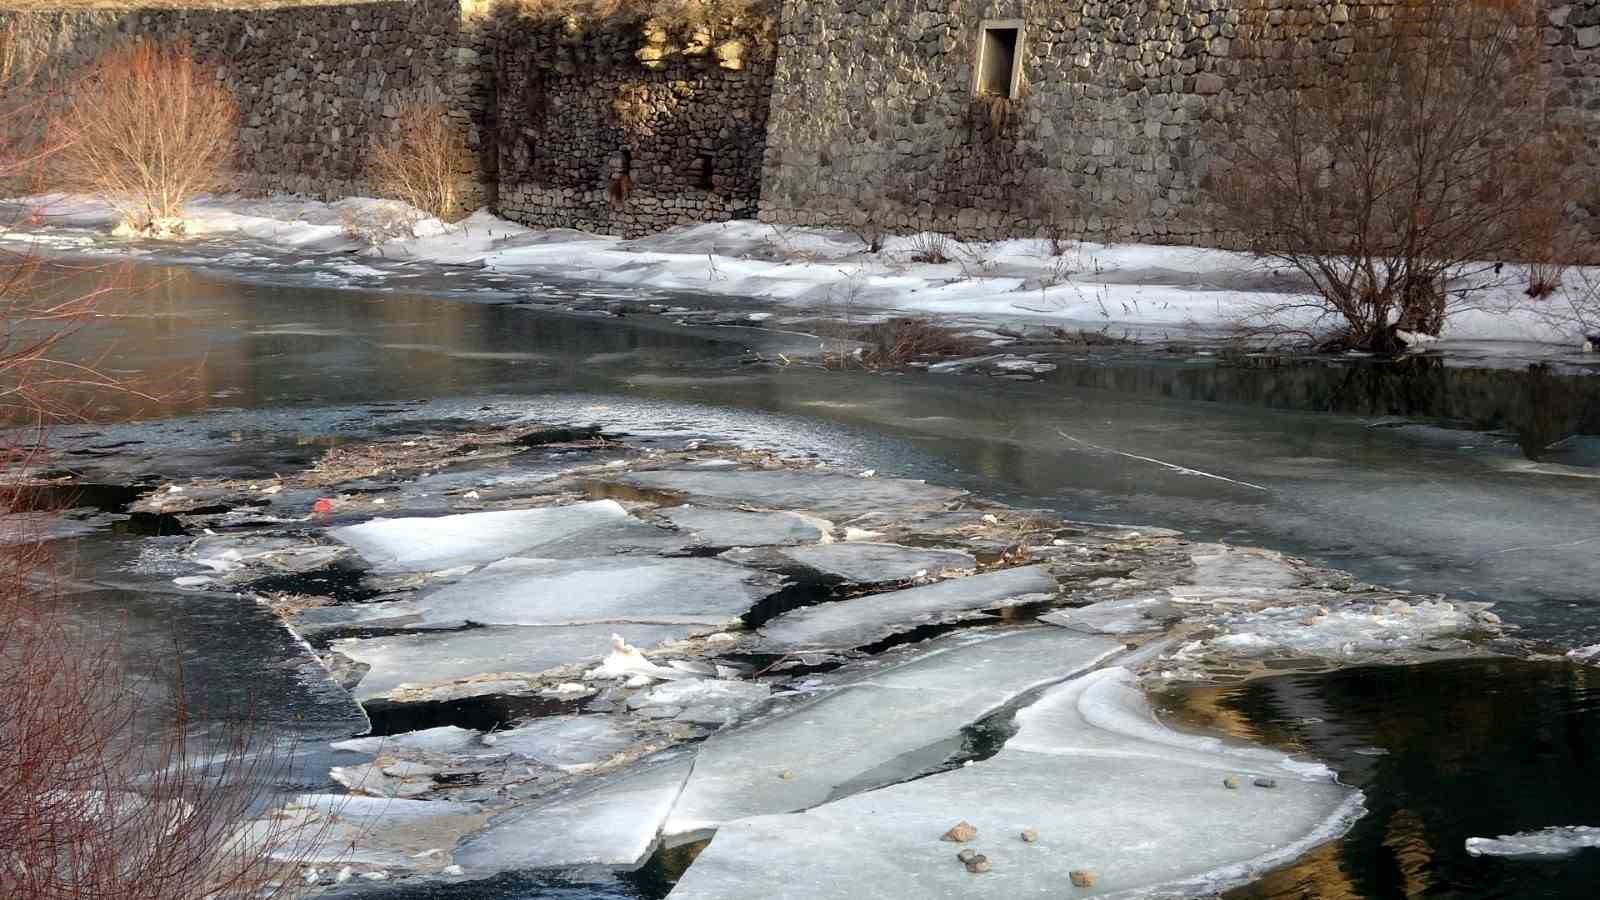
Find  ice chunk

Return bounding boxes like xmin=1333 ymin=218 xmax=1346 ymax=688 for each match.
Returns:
xmin=593 ymin=633 xmax=683 ymax=681
xmin=620 ymin=469 xmax=965 ymax=516
xmin=332 ymin=624 xmax=696 ymax=701
xmin=1169 ymin=544 xmax=1304 ymax=605
xmin=330 ymin=500 xmax=675 ymax=573
xmin=1465 ymin=826 xmax=1600 ymax=858
xmin=631 ymin=679 xmax=771 ymax=727
xmin=664 ymin=507 xmax=829 ymax=546
xmin=288 ymin=599 xmax=422 ymax=636
xmin=452 ymin=752 xmax=692 ymax=872
xmin=491 ymin=715 xmax=638 ymax=772
xmin=663 ymin=627 xmax=1122 ymax=836
xmin=332 ymin=725 xmax=481 ymax=756
xmin=1569 ymin=644 xmax=1600 ymax=666
xmin=232 ymin=794 xmax=485 ymax=871
xmin=187 ymin=534 xmax=348 ymax=575
xmin=768 ymin=542 xmax=976 ymax=583
xmin=669 ymin=668 xmax=1357 ymax=900
xmin=415 ymin=556 xmax=779 ymax=628
xmin=1183 ymin=599 xmax=1497 ymax=663
xmin=756 ymin=565 xmax=1058 ymax=651
xmin=1039 ymin=594 xmax=1173 ymax=635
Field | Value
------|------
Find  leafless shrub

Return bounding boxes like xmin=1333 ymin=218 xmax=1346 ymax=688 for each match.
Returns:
xmin=957 ymin=241 xmax=997 ymax=278
xmin=368 ymin=103 xmax=473 ymax=223
xmin=2 ymin=97 xmax=335 ymax=898
xmin=907 ymin=231 xmax=953 ymax=264
xmin=854 ymin=317 xmax=981 ymax=369
xmin=340 ymin=203 xmax=424 ymax=250
xmin=1531 ymin=267 xmax=1600 ymax=346
xmin=1205 ymin=0 xmax=1573 ymax=352
xmin=48 ymin=40 xmax=237 ymax=234
xmin=510 ymin=0 xmax=774 ymax=45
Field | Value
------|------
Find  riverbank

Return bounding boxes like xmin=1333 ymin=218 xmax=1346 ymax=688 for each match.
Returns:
xmin=5 ymin=193 xmax=1588 ymax=350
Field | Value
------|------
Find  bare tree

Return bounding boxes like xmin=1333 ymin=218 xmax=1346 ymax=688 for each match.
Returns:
xmin=48 ymin=40 xmax=238 ymax=235
xmin=1205 ymin=0 xmax=1574 ymax=352
xmin=368 ymin=103 xmax=474 ymax=223
xmin=3 ymin=68 xmax=334 ymax=899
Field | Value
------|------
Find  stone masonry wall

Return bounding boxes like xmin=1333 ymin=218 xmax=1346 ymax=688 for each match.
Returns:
xmin=492 ymin=11 xmax=774 ymax=237
xmin=0 ymin=0 xmax=496 ymax=204
xmin=760 ymin=0 xmax=1600 ymax=245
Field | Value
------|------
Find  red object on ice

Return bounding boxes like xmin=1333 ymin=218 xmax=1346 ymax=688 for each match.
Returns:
xmin=312 ymin=498 xmax=335 ymax=515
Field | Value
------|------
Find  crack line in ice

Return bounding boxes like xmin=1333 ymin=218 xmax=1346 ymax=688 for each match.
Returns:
xmin=1058 ymin=429 xmax=1270 ymax=492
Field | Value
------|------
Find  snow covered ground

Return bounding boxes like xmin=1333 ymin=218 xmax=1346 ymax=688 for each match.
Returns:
xmin=3 ymin=193 xmax=1587 ymax=347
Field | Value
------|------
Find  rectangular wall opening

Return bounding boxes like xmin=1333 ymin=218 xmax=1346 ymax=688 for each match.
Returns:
xmin=976 ymin=23 xmax=1021 ymax=98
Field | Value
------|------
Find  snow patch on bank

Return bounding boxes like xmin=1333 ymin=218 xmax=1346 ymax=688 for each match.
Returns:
xmin=6 ymin=192 xmax=1587 ymax=345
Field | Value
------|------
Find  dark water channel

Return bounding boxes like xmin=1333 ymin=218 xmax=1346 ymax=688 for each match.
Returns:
xmin=27 ymin=248 xmax=1600 ymax=899
xmin=1163 ymin=660 xmax=1600 ymax=900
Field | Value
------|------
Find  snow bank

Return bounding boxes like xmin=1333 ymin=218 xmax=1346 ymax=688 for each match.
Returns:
xmin=9 ymin=192 xmax=1588 ymax=345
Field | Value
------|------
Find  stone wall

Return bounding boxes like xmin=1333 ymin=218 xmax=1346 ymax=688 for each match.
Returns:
xmin=492 ymin=10 xmax=774 ymax=237
xmin=0 ymin=0 xmax=495 ymax=203
xmin=758 ymin=0 xmax=1600 ymax=245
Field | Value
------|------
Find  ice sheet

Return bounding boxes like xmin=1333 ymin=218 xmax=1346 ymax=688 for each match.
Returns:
xmin=669 ymin=668 xmax=1358 ymax=900
xmin=452 ymin=752 xmax=693 ymax=872
xmin=1465 ymin=825 xmax=1600 ymax=858
xmin=415 ymin=556 xmax=779 ymax=627
xmin=332 ymin=623 xmax=696 ymax=701
xmin=330 ymin=500 xmax=665 ymax=572
xmin=756 ymin=565 xmax=1059 ymax=651
xmin=663 ymin=628 xmax=1123 ymax=836
xmin=620 ymin=469 xmax=966 ymax=516
xmin=663 ymin=507 xmax=829 ymax=546
xmin=772 ymin=542 xmax=976 ymax=583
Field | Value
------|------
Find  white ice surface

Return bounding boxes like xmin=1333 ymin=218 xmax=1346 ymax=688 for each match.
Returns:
xmin=490 ymin=715 xmax=638 ymax=771
xmin=416 ymin=556 xmax=778 ymax=627
xmin=668 ymin=668 xmax=1358 ymax=900
xmin=756 ymin=564 xmax=1059 ymax=651
xmin=331 ymin=725 xmax=481 ymax=756
xmin=770 ymin=542 xmax=976 ymax=583
xmin=236 ymin=794 xmax=484 ymax=869
xmin=621 ymin=469 xmax=966 ymax=516
xmin=1192 ymin=599 xmax=1492 ymax=661
xmin=330 ymin=500 xmax=662 ymax=573
xmin=630 ymin=678 xmax=772 ymax=726
xmin=1465 ymin=826 xmax=1600 ymax=858
xmin=663 ymin=507 xmax=830 ymax=546
xmin=1040 ymin=594 xmax=1173 ymax=635
xmin=333 ymin=623 xmax=696 ymax=701
xmin=452 ymin=752 xmax=693 ymax=872
xmin=663 ymin=627 xmax=1123 ymax=836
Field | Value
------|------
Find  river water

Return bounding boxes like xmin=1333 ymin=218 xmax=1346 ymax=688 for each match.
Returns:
xmin=27 ymin=240 xmax=1600 ymax=897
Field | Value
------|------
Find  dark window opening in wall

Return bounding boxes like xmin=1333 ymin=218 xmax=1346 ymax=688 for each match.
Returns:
xmin=975 ymin=21 xmax=1022 ymax=99
xmin=694 ymin=154 xmax=714 ymax=190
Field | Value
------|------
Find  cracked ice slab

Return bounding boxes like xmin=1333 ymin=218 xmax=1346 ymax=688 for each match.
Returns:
xmin=329 ymin=500 xmax=679 ymax=573
xmin=669 ymin=668 xmax=1358 ymax=900
xmin=332 ymin=623 xmax=696 ymax=702
xmin=663 ymin=507 xmax=830 ymax=546
xmin=756 ymin=564 xmax=1059 ymax=651
xmin=453 ymin=751 xmax=693 ymax=873
xmin=1040 ymin=594 xmax=1173 ymax=635
xmin=663 ymin=627 xmax=1123 ymax=837
xmin=763 ymin=542 xmax=976 ymax=583
xmin=237 ymin=794 xmax=486 ymax=871
xmin=491 ymin=715 xmax=638 ymax=772
xmin=415 ymin=556 xmax=780 ymax=628
xmin=620 ymin=469 xmax=966 ymax=516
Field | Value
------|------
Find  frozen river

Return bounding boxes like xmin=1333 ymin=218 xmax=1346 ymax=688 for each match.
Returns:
xmin=25 ymin=243 xmax=1600 ymax=899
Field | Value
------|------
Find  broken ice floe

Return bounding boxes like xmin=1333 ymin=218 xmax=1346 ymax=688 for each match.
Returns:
xmin=332 ymin=623 xmax=697 ymax=701
xmin=1040 ymin=594 xmax=1174 ymax=635
xmin=621 ymin=469 xmax=965 ymax=516
xmin=741 ymin=541 xmax=976 ymax=583
xmin=662 ymin=506 xmax=830 ymax=546
xmin=663 ymin=627 xmax=1123 ymax=837
xmin=627 ymin=678 xmax=771 ymax=727
xmin=415 ymin=556 xmax=780 ymax=628
xmin=1464 ymin=825 xmax=1600 ymax=858
xmin=668 ymin=667 xmax=1359 ymax=900
xmin=756 ymin=564 xmax=1059 ymax=650
xmin=1172 ymin=598 xmax=1500 ymax=667
xmin=489 ymin=715 xmax=640 ymax=772
xmin=186 ymin=533 xmax=349 ymax=577
xmin=330 ymin=500 xmax=678 ymax=572
xmin=233 ymin=794 xmax=486 ymax=873
xmin=452 ymin=751 xmax=693 ymax=872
